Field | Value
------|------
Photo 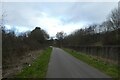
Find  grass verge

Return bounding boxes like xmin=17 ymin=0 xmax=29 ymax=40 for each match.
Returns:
xmin=63 ymin=48 xmax=119 ymax=78
xmin=16 ymin=47 xmax=52 ymax=78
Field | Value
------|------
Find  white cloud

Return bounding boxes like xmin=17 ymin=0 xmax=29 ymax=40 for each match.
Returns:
xmin=5 ymin=11 xmax=84 ymax=36
xmin=2 ymin=2 xmax=118 ymax=37
xmin=5 ymin=24 xmax=33 ymax=32
xmin=15 ymin=26 xmax=32 ymax=32
xmin=5 ymin=25 xmax=11 ymax=29
xmin=33 ymin=12 xmax=84 ymax=36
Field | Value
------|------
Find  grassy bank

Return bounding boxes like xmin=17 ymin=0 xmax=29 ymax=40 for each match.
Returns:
xmin=63 ymin=48 xmax=118 ymax=78
xmin=16 ymin=47 xmax=52 ymax=78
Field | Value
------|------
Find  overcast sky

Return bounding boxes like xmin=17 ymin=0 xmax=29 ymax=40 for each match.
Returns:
xmin=1 ymin=1 xmax=118 ymax=37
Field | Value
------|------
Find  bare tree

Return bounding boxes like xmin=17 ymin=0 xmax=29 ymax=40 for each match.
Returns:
xmin=108 ymin=7 xmax=120 ymax=30
xmin=56 ymin=31 xmax=66 ymax=47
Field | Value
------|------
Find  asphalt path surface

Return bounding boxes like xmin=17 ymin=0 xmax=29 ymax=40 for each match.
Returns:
xmin=46 ymin=47 xmax=111 ymax=78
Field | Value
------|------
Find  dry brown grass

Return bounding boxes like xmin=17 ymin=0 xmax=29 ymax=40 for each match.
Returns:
xmin=3 ymin=50 xmax=43 ymax=78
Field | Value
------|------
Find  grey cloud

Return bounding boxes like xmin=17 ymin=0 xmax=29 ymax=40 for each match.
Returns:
xmin=63 ymin=2 xmax=118 ymax=24
xmin=2 ymin=2 xmax=118 ymax=28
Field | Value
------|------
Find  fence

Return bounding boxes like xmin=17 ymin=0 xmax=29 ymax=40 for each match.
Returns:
xmin=64 ymin=45 xmax=119 ymax=64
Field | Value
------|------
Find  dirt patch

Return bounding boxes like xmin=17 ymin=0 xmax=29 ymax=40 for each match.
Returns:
xmin=2 ymin=50 xmax=43 ymax=78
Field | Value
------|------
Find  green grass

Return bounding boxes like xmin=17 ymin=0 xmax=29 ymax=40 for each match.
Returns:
xmin=16 ymin=47 xmax=52 ymax=78
xmin=63 ymin=48 xmax=119 ymax=78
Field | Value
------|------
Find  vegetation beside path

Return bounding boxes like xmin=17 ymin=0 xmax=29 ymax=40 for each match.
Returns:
xmin=16 ymin=47 xmax=52 ymax=78
xmin=63 ymin=48 xmax=119 ymax=79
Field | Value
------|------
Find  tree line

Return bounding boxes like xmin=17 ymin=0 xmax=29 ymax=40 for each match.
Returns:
xmin=55 ymin=7 xmax=120 ymax=47
xmin=2 ymin=27 xmax=49 ymax=66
